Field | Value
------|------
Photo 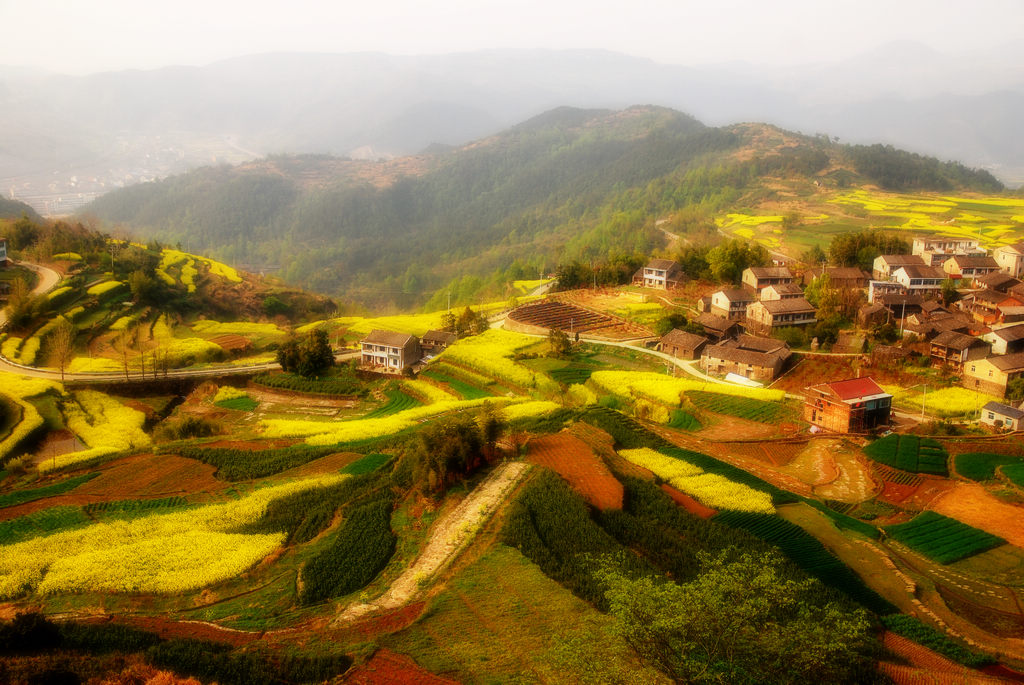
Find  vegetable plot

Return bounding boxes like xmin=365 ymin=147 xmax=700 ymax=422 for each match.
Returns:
xmin=884 ymin=511 xmax=1005 ymax=564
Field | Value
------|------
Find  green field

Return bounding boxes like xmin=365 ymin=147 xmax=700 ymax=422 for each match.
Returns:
xmin=685 ymin=391 xmax=797 ymax=424
xmin=884 ymin=511 xmax=1005 ymax=564
xmin=863 ymin=434 xmax=948 ymax=476
xmin=954 ymin=452 xmax=1024 ymax=482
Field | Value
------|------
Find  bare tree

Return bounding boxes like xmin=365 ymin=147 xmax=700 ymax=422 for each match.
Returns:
xmin=49 ymin=317 xmax=76 ymax=382
xmin=117 ymin=328 xmax=135 ymax=381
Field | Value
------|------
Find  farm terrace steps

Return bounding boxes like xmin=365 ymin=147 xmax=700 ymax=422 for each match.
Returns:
xmin=506 ymin=297 xmax=652 ymax=340
xmin=881 ymin=631 xmax=1003 ymax=680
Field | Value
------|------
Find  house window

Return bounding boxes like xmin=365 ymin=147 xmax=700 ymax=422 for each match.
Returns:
xmin=988 ymin=412 xmax=995 ymax=420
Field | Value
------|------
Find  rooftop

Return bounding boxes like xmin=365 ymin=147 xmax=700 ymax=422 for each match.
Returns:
xmin=931 ymin=330 xmax=986 ymax=350
xmin=362 ymin=329 xmax=418 ymax=347
xmin=661 ymin=329 xmax=708 ymax=349
xmin=646 ymin=258 xmax=679 ymax=271
xmin=982 ymin=401 xmax=1024 ymax=420
xmin=948 ymin=254 xmax=999 ymax=269
xmin=746 ymin=266 xmax=793 ymax=280
xmin=716 ymin=288 xmax=753 ymax=302
xmin=989 ymin=351 xmax=1024 ymax=372
xmin=754 ymin=297 xmax=816 ymax=314
xmin=991 ymin=323 xmax=1024 ymax=342
xmin=895 ymin=264 xmax=944 ymax=280
xmin=811 ymin=377 xmax=889 ymax=402
xmin=878 ymin=254 xmax=925 ymax=266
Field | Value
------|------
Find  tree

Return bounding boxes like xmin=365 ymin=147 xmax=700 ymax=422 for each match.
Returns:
xmin=706 ymin=239 xmax=769 ymax=284
xmin=654 ymin=313 xmax=688 ymax=337
xmin=48 ymin=317 xmax=76 ymax=382
xmin=598 ymin=548 xmax=876 ymax=685
xmin=941 ymin=278 xmax=960 ymax=307
xmin=547 ymin=328 xmax=572 ymax=358
xmin=1007 ymin=377 xmax=1024 ymax=404
xmin=128 ymin=269 xmax=159 ymax=305
xmin=477 ymin=402 xmax=506 ymax=461
xmin=454 ymin=306 xmax=488 ymax=337
xmin=411 ymin=414 xmax=484 ymax=493
xmin=277 ymin=329 xmax=335 ymax=378
xmin=800 ymin=244 xmax=827 ymax=265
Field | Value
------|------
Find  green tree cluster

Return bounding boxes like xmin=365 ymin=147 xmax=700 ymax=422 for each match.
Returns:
xmin=276 ymin=329 xmax=334 ymax=378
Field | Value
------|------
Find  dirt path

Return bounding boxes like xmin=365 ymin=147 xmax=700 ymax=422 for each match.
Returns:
xmin=336 ymin=462 xmax=532 ymax=624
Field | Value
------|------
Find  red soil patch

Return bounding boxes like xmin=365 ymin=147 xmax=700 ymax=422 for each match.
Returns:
xmin=882 ymin=631 xmax=976 ymax=674
xmin=345 ymin=649 xmax=459 ymax=685
xmin=201 ymin=438 xmax=298 ymax=450
xmin=526 ymin=432 xmax=624 ymax=510
xmin=983 ymin=665 xmax=1024 ymax=682
xmin=281 ymin=451 xmax=363 ymax=478
xmin=353 ymin=602 xmax=426 ymax=639
xmin=727 ymin=441 xmax=806 ymax=467
xmin=108 ymin=616 xmax=259 ymax=647
xmin=879 ymin=480 xmax=920 ymax=505
xmin=209 ymin=333 xmax=252 ymax=352
xmin=929 ymin=483 xmax=1024 ymax=547
xmin=660 ymin=484 xmax=716 ymax=518
xmin=0 ymin=454 xmax=225 ymax=521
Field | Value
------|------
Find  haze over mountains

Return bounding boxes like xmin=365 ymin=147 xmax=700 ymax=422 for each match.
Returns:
xmin=2 ymin=42 xmax=1023 ymax=215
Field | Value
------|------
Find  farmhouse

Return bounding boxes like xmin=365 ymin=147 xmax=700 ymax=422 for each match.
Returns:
xmin=694 ymin=313 xmax=741 ymax=342
xmin=873 ymin=254 xmax=924 ymax=281
xmin=741 ymin=266 xmax=794 ymax=293
xmin=979 ymin=401 xmax=1024 ymax=431
xmin=801 ymin=266 xmax=870 ymax=289
xmin=421 ymin=329 xmax=457 ymax=355
xmin=701 ymin=335 xmax=791 ymax=382
xmin=982 ymin=323 xmax=1024 ymax=355
xmin=659 ymin=329 xmax=708 ymax=360
xmin=637 ymin=259 xmax=682 ymax=290
xmin=943 ymin=255 xmax=1000 ymax=281
xmin=994 ymin=242 xmax=1024 ymax=279
xmin=891 ymin=264 xmax=944 ymax=296
xmin=963 ymin=351 xmax=1024 ymax=397
xmin=360 ymin=329 xmax=422 ymax=372
xmin=912 ymin=235 xmax=983 ymax=266
xmin=873 ymin=292 xmax=924 ymax=318
xmin=977 ymin=271 xmax=1021 ymax=293
xmin=803 ymin=377 xmax=892 ymax=433
xmin=745 ymin=297 xmax=816 ymax=335
xmin=857 ymin=303 xmax=889 ymax=328
xmin=928 ymin=331 xmax=990 ymax=371
xmin=961 ymin=289 xmax=1024 ymax=326
xmin=759 ymin=283 xmax=804 ymax=301
xmin=709 ymin=288 xmax=754 ymax=321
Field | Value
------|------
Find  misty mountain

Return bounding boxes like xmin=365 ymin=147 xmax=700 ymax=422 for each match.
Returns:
xmin=80 ymin=106 xmax=1000 ymax=310
xmin=1 ymin=44 xmax=1023 ymax=215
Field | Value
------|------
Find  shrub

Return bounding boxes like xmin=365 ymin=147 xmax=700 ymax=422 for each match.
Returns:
xmin=881 ymin=615 xmax=993 ymax=667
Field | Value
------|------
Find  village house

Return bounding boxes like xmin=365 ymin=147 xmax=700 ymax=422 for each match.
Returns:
xmin=709 ymin=288 xmax=754 ymax=321
xmin=961 ymin=289 xmax=1024 ymax=326
xmin=857 ymin=303 xmax=889 ymax=328
xmin=360 ymin=329 xmax=422 ymax=372
xmin=745 ymin=297 xmax=817 ymax=335
xmin=912 ymin=235 xmax=983 ymax=266
xmin=701 ymin=335 xmax=792 ymax=383
xmin=998 ymin=306 xmax=1024 ymax=325
xmin=902 ymin=310 xmax=972 ymax=340
xmin=803 ymin=377 xmax=892 ymax=433
xmin=873 ymin=292 xmax=925 ymax=319
xmin=420 ymin=329 xmax=457 ymax=356
xmin=963 ymin=351 xmax=1024 ymax=397
xmin=694 ymin=313 xmax=741 ymax=342
xmin=696 ymin=295 xmax=712 ymax=313
xmin=636 ymin=259 xmax=682 ymax=290
xmin=891 ymin=264 xmax=944 ymax=297
xmin=801 ymin=266 xmax=871 ymax=289
xmin=928 ymin=331 xmax=990 ymax=371
xmin=759 ymin=283 xmax=804 ymax=301
xmin=976 ymin=271 xmax=1021 ymax=293
xmin=942 ymin=254 xmax=1000 ymax=282
xmin=872 ymin=254 xmax=924 ymax=281
xmin=979 ymin=401 xmax=1024 ymax=431
xmin=659 ymin=329 xmax=708 ymax=361
xmin=741 ymin=266 xmax=794 ymax=293
xmin=994 ymin=242 xmax=1024 ymax=279
xmin=982 ymin=323 xmax=1024 ymax=355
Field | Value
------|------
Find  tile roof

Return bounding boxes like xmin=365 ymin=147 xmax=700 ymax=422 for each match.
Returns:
xmin=696 ymin=313 xmax=738 ymax=333
xmin=978 ymin=272 xmax=1021 ymax=290
xmin=717 ymin=288 xmax=753 ymax=302
xmin=754 ymin=297 xmax=816 ymax=314
xmin=747 ymin=266 xmax=793 ymax=279
xmin=989 ymin=351 xmax=1024 ymax=372
xmin=991 ymin=324 xmax=1024 ymax=342
xmin=948 ymin=255 xmax=999 ymax=269
xmin=982 ymin=401 xmax=1024 ymax=420
xmin=362 ymin=329 xmax=418 ymax=347
xmin=646 ymin=258 xmax=679 ymax=271
xmin=819 ymin=377 xmax=889 ymax=401
xmin=661 ymin=329 xmax=708 ymax=349
xmin=422 ymin=329 xmax=457 ymax=344
xmin=931 ymin=330 xmax=986 ymax=350
xmin=896 ymin=264 xmax=945 ymax=279
xmin=879 ymin=254 xmax=925 ymax=266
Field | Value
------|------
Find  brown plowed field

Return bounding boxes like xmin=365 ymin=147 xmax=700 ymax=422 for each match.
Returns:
xmin=345 ymin=648 xmax=460 ymax=684
xmin=0 ymin=454 xmax=225 ymax=521
xmin=883 ymin=631 xmax=980 ymax=675
xmin=526 ymin=432 xmax=624 ymax=510
xmin=280 ymin=451 xmax=362 ymax=478
xmin=353 ymin=602 xmax=427 ymax=639
xmin=660 ymin=484 xmax=716 ymax=518
xmin=930 ymin=483 xmax=1024 ymax=548
xmin=771 ymin=354 xmax=915 ymax=394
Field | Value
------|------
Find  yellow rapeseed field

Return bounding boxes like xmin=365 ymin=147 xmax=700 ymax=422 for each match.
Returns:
xmin=590 ymin=370 xmax=784 ymax=406
xmin=440 ymin=329 xmax=558 ymax=392
xmin=619 ymin=448 xmax=774 ymax=514
xmin=0 ymin=475 xmax=346 ymax=597
xmin=41 ymin=390 xmax=151 ymax=472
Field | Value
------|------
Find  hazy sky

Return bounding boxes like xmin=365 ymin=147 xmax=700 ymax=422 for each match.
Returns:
xmin=1 ymin=0 xmax=1020 ymax=75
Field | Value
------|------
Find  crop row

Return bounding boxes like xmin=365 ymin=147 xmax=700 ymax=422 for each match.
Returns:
xmin=252 ymin=371 xmax=362 ymax=396
xmin=863 ymin=434 xmax=948 ymax=476
xmin=0 ymin=473 xmax=99 ymax=509
xmin=365 ymin=388 xmax=422 ymax=418
xmin=884 ymin=511 xmax=1005 ymax=564
xmin=714 ymin=511 xmax=896 ymax=615
xmin=419 ymin=369 xmax=492 ymax=400
xmin=0 ymin=506 xmax=92 ymax=546
xmin=0 ymin=474 xmax=347 ymax=597
xmin=618 ymin=447 xmax=774 ymax=514
xmin=174 ymin=443 xmax=342 ymax=480
xmin=881 ymin=615 xmax=993 ymax=667
xmin=400 ymin=379 xmax=457 ymax=404
xmin=685 ymin=391 xmax=795 ymax=424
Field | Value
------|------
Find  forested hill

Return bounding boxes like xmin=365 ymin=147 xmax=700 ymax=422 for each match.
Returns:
xmin=82 ymin=106 xmax=1003 ymax=309
xmin=0 ymin=197 xmax=41 ymax=222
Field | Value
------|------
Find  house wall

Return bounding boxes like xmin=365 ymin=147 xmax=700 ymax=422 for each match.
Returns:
xmin=803 ymin=398 xmax=852 ymax=433
xmin=994 ymin=248 xmax=1024 ymax=278
xmin=979 ymin=410 xmax=1022 ymax=430
xmin=702 ymin=356 xmax=779 ymax=382
xmin=962 ymin=359 xmax=1014 ymax=396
